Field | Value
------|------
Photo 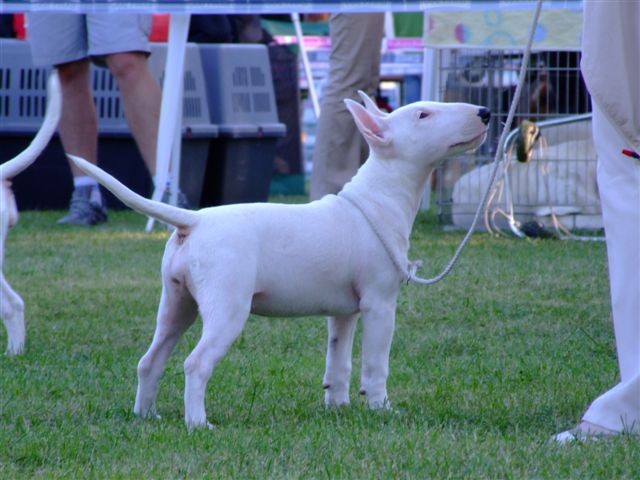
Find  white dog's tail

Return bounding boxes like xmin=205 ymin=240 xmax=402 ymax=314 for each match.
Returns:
xmin=68 ymin=154 xmax=199 ymax=229
xmin=0 ymin=70 xmax=62 ymax=180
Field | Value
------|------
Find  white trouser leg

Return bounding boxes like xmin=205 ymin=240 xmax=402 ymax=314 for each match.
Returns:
xmin=583 ymin=373 xmax=640 ymax=433
xmin=581 ymin=104 xmax=640 ymax=432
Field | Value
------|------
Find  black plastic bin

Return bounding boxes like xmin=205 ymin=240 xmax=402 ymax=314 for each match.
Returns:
xmin=200 ymin=125 xmax=284 ymax=206
xmin=197 ymin=43 xmax=286 ymax=206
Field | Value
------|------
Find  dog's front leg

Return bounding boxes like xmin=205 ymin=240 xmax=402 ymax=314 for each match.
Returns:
xmin=323 ymin=314 xmax=358 ymax=406
xmin=359 ymin=302 xmax=396 ymax=409
xmin=1 ymin=274 xmax=25 ymax=356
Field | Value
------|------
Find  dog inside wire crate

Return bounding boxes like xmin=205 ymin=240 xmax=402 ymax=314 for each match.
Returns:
xmin=431 ymin=49 xmax=600 ymax=232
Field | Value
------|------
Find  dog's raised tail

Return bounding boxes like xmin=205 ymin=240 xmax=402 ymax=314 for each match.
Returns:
xmin=68 ymin=155 xmax=198 ymax=229
xmin=0 ymin=70 xmax=62 ymax=180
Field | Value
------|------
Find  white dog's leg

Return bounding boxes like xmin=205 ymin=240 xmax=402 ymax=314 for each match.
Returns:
xmin=359 ymin=304 xmax=396 ymax=409
xmin=183 ymin=299 xmax=251 ymax=428
xmin=323 ymin=314 xmax=358 ymax=406
xmin=1 ymin=275 xmax=25 ymax=356
xmin=134 ymin=284 xmax=198 ymax=418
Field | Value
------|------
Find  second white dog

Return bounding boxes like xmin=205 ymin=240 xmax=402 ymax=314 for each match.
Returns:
xmin=70 ymin=91 xmax=489 ymax=428
xmin=1 ymin=71 xmax=61 ymax=355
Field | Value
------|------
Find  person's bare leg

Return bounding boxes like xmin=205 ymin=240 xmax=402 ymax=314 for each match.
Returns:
xmin=106 ymin=52 xmax=161 ymax=177
xmin=55 ymin=60 xmax=107 ymax=225
xmin=56 ymin=59 xmax=99 ymax=176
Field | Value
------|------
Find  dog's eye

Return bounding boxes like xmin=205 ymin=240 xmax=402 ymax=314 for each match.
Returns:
xmin=418 ymin=112 xmax=430 ymax=119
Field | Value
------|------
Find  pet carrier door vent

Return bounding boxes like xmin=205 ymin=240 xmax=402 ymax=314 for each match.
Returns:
xmin=250 ymin=67 xmax=265 ymax=87
xmin=0 ymin=69 xmax=10 ymax=89
xmin=18 ymin=94 xmax=46 ymax=118
xmin=183 ymin=97 xmax=202 ymax=119
xmin=232 ymin=67 xmax=249 ymax=88
xmin=232 ymin=93 xmax=251 ymax=113
xmin=19 ymin=67 xmax=47 ymax=90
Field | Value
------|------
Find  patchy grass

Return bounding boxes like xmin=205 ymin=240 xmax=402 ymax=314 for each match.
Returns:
xmin=1 ymin=209 xmax=637 ymax=479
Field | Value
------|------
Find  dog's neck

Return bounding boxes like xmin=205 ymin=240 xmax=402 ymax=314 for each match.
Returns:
xmin=338 ymin=153 xmax=435 ymax=273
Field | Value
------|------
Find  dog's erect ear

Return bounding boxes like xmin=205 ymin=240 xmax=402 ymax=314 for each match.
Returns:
xmin=344 ymin=98 xmax=391 ymax=148
xmin=357 ymin=90 xmax=388 ymax=118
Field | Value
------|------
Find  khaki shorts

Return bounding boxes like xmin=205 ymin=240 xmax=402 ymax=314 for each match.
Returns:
xmin=27 ymin=13 xmax=152 ymax=67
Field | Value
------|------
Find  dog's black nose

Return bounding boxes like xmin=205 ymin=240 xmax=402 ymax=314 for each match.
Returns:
xmin=478 ymin=108 xmax=491 ymax=125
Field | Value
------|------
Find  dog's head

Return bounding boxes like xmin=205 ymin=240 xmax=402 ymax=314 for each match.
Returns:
xmin=345 ymin=91 xmax=489 ymax=168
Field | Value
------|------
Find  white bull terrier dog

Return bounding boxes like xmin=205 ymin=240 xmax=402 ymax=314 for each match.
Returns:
xmin=69 ymin=91 xmax=489 ymax=428
xmin=1 ymin=71 xmax=61 ymax=355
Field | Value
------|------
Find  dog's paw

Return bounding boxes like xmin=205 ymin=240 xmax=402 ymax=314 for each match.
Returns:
xmin=367 ymin=397 xmax=393 ymax=411
xmin=5 ymin=345 xmax=25 ymax=356
xmin=5 ymin=335 xmax=25 ymax=356
xmin=369 ymin=399 xmax=405 ymax=418
xmin=324 ymin=398 xmax=351 ymax=408
xmin=133 ymin=407 xmax=161 ymax=421
xmin=185 ymin=412 xmax=215 ymax=430
xmin=186 ymin=420 xmax=215 ymax=431
xmin=324 ymin=388 xmax=350 ymax=407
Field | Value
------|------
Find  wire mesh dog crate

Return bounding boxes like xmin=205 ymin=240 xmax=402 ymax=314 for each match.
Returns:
xmin=431 ymin=48 xmax=599 ymax=232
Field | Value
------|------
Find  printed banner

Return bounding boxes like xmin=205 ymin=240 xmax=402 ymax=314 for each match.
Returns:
xmin=424 ymin=9 xmax=583 ymax=50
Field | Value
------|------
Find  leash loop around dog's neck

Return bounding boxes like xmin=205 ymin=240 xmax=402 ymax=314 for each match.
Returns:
xmin=340 ymin=192 xmax=414 ymax=281
xmin=409 ymin=0 xmax=543 ymax=285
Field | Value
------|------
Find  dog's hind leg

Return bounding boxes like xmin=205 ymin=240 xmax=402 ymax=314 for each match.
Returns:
xmin=359 ymin=302 xmax=396 ymax=409
xmin=134 ymin=283 xmax=198 ymax=419
xmin=323 ymin=314 xmax=358 ymax=406
xmin=1 ymin=275 xmax=25 ymax=356
xmin=183 ymin=296 xmax=251 ymax=428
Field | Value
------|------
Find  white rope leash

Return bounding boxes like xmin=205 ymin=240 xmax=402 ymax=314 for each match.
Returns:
xmin=407 ymin=0 xmax=544 ymax=285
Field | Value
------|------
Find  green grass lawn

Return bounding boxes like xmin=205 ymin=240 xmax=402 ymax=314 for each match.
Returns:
xmin=1 ymin=209 xmax=637 ymax=478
